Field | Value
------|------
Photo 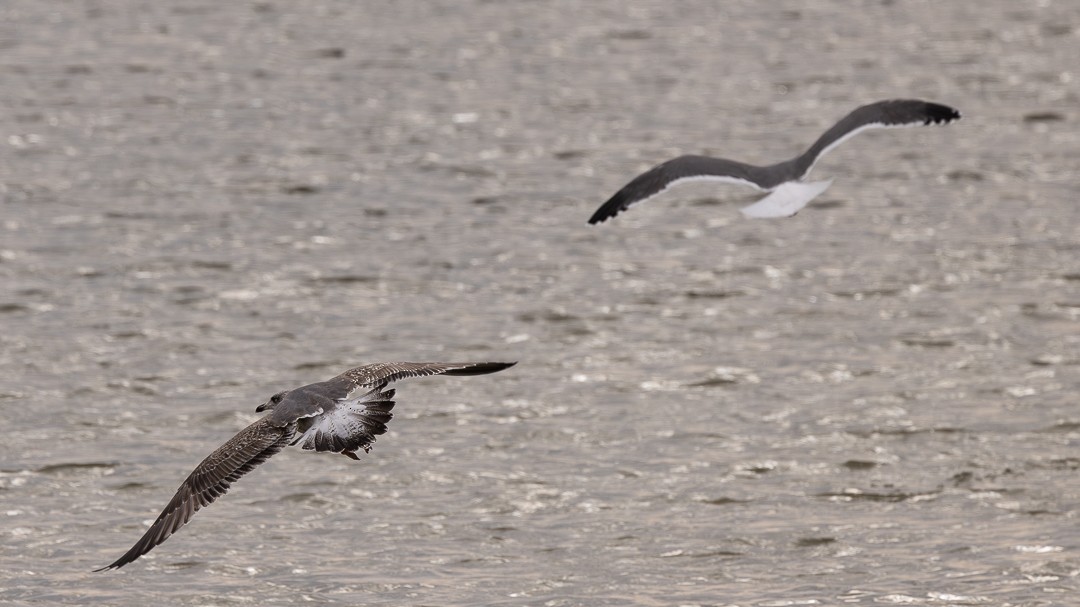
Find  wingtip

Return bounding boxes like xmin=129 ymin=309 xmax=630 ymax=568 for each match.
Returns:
xmin=482 ymin=361 xmax=517 ymax=373
xmin=587 ymin=209 xmax=614 ymax=225
xmin=93 ymin=561 xmax=123 ymax=573
xmin=94 ymin=548 xmax=142 ymax=572
xmin=588 ymin=193 xmax=629 ymax=225
xmin=922 ymin=101 xmax=962 ymax=124
xmin=482 ymin=361 xmax=517 ymax=374
xmin=441 ymin=361 xmax=517 ymax=376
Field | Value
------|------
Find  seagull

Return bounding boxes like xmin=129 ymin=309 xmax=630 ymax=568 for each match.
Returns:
xmin=96 ymin=361 xmax=516 ymax=571
xmin=587 ymin=99 xmax=961 ymax=223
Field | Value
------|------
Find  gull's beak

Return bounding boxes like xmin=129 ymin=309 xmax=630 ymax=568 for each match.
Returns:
xmin=256 ymin=391 xmax=288 ymax=413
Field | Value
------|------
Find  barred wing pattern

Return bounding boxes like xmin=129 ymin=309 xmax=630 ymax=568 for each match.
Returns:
xmin=96 ymin=418 xmax=295 ymax=571
xmin=337 ymin=361 xmax=518 ymax=389
xmin=98 ymin=360 xmax=515 ymax=570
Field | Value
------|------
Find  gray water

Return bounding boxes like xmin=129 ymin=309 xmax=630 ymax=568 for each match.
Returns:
xmin=2 ymin=1 xmax=1079 ymax=605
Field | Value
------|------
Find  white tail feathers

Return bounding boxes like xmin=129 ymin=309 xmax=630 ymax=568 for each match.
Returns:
xmin=739 ymin=179 xmax=834 ymax=219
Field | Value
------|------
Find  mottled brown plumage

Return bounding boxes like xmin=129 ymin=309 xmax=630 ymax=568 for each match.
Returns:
xmin=97 ymin=361 xmax=515 ymax=571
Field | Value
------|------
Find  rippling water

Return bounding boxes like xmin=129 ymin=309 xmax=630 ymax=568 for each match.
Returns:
xmin=2 ymin=1 xmax=1078 ymax=605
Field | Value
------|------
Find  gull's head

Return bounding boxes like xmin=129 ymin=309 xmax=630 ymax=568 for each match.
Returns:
xmin=256 ymin=391 xmax=288 ymax=413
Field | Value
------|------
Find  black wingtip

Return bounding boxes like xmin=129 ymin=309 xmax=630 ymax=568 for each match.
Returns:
xmin=444 ymin=361 xmax=517 ymax=376
xmin=588 ymin=156 xmax=682 ymax=225
xmin=921 ymin=101 xmax=962 ymax=125
xmin=588 ymin=206 xmax=615 ymax=225
xmin=588 ymin=203 xmax=617 ymax=225
xmin=589 ymin=185 xmax=635 ymax=225
xmin=93 ymin=559 xmax=126 ymax=573
xmin=591 ymin=192 xmax=630 ymax=223
xmin=95 ymin=544 xmax=145 ymax=572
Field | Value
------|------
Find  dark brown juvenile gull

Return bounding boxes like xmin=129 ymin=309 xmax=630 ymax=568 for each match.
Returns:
xmin=587 ymin=99 xmax=961 ymax=223
xmin=96 ymin=361 xmax=516 ymax=571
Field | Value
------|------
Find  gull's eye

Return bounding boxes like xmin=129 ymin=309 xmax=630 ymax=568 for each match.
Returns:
xmin=270 ymin=391 xmax=286 ymax=404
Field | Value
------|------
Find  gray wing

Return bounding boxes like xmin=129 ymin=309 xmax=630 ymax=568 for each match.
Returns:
xmin=97 ymin=417 xmax=295 ymax=571
xmin=336 ymin=361 xmax=517 ymax=391
xmin=588 ymin=155 xmax=767 ymax=225
xmin=795 ymin=99 xmax=961 ymax=178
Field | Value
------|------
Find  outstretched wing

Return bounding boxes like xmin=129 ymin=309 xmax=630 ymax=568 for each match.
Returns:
xmin=796 ymin=99 xmax=961 ymax=178
xmin=336 ymin=361 xmax=517 ymax=391
xmin=97 ymin=417 xmax=294 ymax=571
xmin=588 ymin=155 xmax=764 ymax=224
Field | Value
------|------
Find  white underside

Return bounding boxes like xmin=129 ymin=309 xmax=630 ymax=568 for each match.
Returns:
xmin=739 ymin=179 xmax=834 ymax=219
xmin=629 ymin=174 xmax=763 ymax=210
xmin=296 ymin=388 xmax=383 ymax=448
xmin=668 ymin=174 xmax=764 ymax=191
xmin=802 ymin=121 xmax=928 ymax=178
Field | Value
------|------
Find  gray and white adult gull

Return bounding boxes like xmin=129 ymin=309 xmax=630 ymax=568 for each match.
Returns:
xmin=97 ymin=361 xmax=515 ymax=571
xmin=587 ymin=99 xmax=961 ymax=223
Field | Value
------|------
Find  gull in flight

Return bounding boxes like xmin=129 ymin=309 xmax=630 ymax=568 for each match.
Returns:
xmin=587 ymin=99 xmax=961 ymax=223
xmin=97 ymin=361 xmax=516 ymax=571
